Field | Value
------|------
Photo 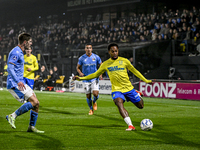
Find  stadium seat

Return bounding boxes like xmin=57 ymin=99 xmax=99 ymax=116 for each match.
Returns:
xmin=43 ymin=75 xmax=51 ymax=83
xmin=56 ymin=75 xmax=65 ymax=85
xmin=34 ymin=75 xmax=40 ymax=81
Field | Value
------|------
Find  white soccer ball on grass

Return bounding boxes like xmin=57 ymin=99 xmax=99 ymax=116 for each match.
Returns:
xmin=140 ymin=119 xmax=153 ymax=131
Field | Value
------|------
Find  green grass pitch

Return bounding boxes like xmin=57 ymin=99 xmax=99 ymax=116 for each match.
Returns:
xmin=0 ymin=89 xmax=200 ymax=150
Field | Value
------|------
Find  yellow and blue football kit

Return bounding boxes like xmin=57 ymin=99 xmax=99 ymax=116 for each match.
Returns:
xmin=79 ymin=56 xmax=151 ymax=103
xmin=24 ymin=54 xmax=39 ymax=89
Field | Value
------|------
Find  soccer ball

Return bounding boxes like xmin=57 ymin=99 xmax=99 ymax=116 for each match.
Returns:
xmin=140 ymin=119 xmax=153 ymax=131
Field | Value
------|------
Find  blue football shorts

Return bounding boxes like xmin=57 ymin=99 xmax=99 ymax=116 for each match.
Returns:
xmin=111 ymin=88 xmax=141 ymax=103
xmin=8 ymin=84 xmax=35 ymax=103
xmin=23 ymin=77 xmax=34 ymax=89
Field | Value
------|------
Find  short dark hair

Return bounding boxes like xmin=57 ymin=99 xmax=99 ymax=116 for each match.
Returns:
xmin=85 ymin=43 xmax=92 ymax=47
xmin=107 ymin=43 xmax=119 ymax=51
xmin=18 ymin=33 xmax=31 ymax=45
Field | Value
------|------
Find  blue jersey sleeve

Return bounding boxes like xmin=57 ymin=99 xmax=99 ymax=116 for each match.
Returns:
xmin=78 ymin=56 xmax=83 ymax=66
xmin=7 ymin=46 xmax=25 ymax=89
xmin=96 ymin=55 xmax=102 ymax=65
xmin=7 ymin=63 xmax=20 ymax=84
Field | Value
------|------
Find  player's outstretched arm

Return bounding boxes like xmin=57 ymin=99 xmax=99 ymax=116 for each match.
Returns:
xmin=127 ymin=62 xmax=152 ymax=84
xmin=72 ymin=76 xmax=81 ymax=81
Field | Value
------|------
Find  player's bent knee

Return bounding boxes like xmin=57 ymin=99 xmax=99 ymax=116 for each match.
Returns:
xmin=135 ymin=102 xmax=144 ymax=109
xmin=138 ymin=105 xmax=144 ymax=109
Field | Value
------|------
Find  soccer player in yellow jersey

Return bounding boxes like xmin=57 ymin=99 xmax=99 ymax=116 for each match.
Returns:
xmin=73 ymin=43 xmax=152 ymax=131
xmin=24 ymin=46 xmax=39 ymax=89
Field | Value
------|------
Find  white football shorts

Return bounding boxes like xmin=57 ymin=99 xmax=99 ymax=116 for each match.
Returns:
xmin=84 ymin=80 xmax=99 ymax=94
xmin=8 ymin=84 xmax=36 ymax=103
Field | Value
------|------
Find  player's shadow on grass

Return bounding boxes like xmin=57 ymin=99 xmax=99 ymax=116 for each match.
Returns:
xmin=94 ymin=114 xmax=122 ymax=122
xmin=39 ymin=107 xmax=85 ymax=115
xmin=15 ymin=134 xmax=64 ymax=150
xmin=66 ymin=124 xmax=124 ymax=129
xmin=131 ymin=125 xmax=200 ymax=149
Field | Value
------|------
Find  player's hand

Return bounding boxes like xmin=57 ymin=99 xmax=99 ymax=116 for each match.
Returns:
xmin=17 ymin=82 xmax=26 ymax=91
xmin=79 ymin=73 xmax=84 ymax=77
xmin=72 ymin=76 xmax=80 ymax=80
xmin=99 ymin=75 xmax=103 ymax=80
xmin=147 ymin=80 xmax=153 ymax=84
xmin=27 ymin=68 xmax=32 ymax=72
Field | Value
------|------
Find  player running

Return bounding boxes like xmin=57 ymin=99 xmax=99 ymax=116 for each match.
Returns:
xmin=24 ymin=46 xmax=39 ymax=89
xmin=76 ymin=43 xmax=102 ymax=115
xmin=6 ymin=33 xmax=44 ymax=133
xmin=73 ymin=43 xmax=152 ymax=130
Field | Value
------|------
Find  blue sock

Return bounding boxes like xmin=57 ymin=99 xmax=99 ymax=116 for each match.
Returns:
xmin=29 ymin=110 xmax=38 ymax=126
xmin=86 ymin=98 xmax=93 ymax=110
xmin=15 ymin=102 xmax=33 ymax=116
xmin=93 ymin=95 xmax=99 ymax=103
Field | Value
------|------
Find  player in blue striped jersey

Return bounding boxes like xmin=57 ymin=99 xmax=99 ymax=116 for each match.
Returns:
xmin=6 ymin=33 xmax=44 ymax=133
xmin=76 ymin=43 xmax=102 ymax=115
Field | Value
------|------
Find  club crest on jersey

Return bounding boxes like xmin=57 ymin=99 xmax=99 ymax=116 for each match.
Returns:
xmin=92 ymin=58 xmax=96 ymax=61
xmin=119 ymin=60 xmax=123 ymax=65
xmin=13 ymin=56 xmax=17 ymax=60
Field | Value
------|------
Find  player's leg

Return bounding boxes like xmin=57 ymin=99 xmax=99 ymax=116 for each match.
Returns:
xmin=112 ymin=92 xmax=135 ymax=131
xmin=27 ymin=94 xmax=44 ymax=133
xmin=125 ymin=89 xmax=144 ymax=109
xmin=6 ymin=85 xmax=34 ymax=129
xmin=113 ymin=97 xmax=129 ymax=118
xmin=92 ymin=80 xmax=99 ymax=111
xmin=134 ymin=97 xmax=144 ymax=109
xmin=85 ymin=82 xmax=93 ymax=115
xmin=92 ymin=90 xmax=99 ymax=111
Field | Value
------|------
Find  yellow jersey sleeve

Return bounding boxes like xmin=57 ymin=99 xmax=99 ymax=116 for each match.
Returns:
xmin=126 ymin=58 xmax=152 ymax=83
xmin=24 ymin=54 xmax=39 ymax=79
xmin=80 ymin=63 xmax=106 ymax=81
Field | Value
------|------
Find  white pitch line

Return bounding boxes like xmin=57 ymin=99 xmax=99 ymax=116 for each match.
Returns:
xmin=176 ymin=105 xmax=200 ymax=109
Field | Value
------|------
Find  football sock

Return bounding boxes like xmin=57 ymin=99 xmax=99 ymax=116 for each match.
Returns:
xmin=11 ymin=112 xmax=17 ymax=119
xmin=124 ymin=117 xmax=133 ymax=126
xmin=15 ymin=102 xmax=34 ymax=117
xmin=29 ymin=110 xmax=38 ymax=126
xmin=86 ymin=98 xmax=93 ymax=110
xmin=93 ymin=95 xmax=99 ymax=103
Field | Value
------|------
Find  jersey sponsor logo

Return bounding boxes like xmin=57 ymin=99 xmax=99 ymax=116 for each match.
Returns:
xmin=24 ymin=62 xmax=32 ymax=65
xmin=84 ymin=63 xmax=96 ymax=66
xmin=107 ymin=66 xmax=124 ymax=71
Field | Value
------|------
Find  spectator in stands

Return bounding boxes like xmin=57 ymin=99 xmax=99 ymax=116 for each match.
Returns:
xmin=159 ymin=15 xmax=167 ymax=24
xmin=164 ymin=34 xmax=169 ymax=40
xmin=170 ymin=23 xmax=177 ymax=30
xmin=192 ymin=6 xmax=199 ymax=16
xmin=47 ymin=66 xmax=59 ymax=87
xmin=158 ymin=34 xmax=163 ymax=41
xmin=34 ymin=65 xmax=48 ymax=90
xmin=140 ymin=35 xmax=147 ymax=41
xmin=181 ymin=26 xmax=187 ymax=40
xmin=152 ymin=29 xmax=158 ymax=40
xmin=193 ymin=20 xmax=200 ymax=34
xmin=174 ymin=32 xmax=182 ymax=40
xmin=159 ymin=23 xmax=170 ymax=34
xmin=144 ymin=30 xmax=152 ymax=41
xmin=189 ymin=12 xmax=197 ymax=25
xmin=184 ymin=26 xmax=194 ymax=40
xmin=168 ymin=28 xmax=173 ymax=39
xmin=195 ymin=32 xmax=200 ymax=41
